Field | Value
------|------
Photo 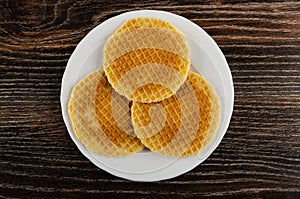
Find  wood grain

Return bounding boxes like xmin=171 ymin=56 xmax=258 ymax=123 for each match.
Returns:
xmin=0 ymin=0 xmax=299 ymax=198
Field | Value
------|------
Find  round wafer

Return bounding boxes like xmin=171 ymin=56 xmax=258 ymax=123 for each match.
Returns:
xmin=131 ymin=72 xmax=220 ymax=157
xmin=104 ymin=18 xmax=190 ymax=103
xmin=68 ymin=69 xmax=144 ymax=157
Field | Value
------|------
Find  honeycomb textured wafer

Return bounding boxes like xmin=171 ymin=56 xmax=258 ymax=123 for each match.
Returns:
xmin=104 ymin=18 xmax=190 ymax=103
xmin=68 ymin=69 xmax=144 ymax=157
xmin=131 ymin=72 xmax=220 ymax=157
xmin=113 ymin=18 xmax=177 ymax=35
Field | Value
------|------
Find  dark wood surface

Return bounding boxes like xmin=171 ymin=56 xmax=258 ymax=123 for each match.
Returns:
xmin=1 ymin=0 xmax=299 ymax=198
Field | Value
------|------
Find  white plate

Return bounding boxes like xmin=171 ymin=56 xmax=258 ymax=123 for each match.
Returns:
xmin=60 ymin=10 xmax=234 ymax=182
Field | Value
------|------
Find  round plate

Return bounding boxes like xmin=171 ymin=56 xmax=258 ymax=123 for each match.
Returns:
xmin=60 ymin=10 xmax=234 ymax=182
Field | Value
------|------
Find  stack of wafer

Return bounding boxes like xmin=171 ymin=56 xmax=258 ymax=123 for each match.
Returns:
xmin=68 ymin=18 xmax=220 ymax=157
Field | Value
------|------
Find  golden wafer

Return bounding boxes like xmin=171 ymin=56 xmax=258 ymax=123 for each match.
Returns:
xmin=131 ymin=72 xmax=220 ymax=157
xmin=104 ymin=18 xmax=190 ymax=103
xmin=68 ymin=69 xmax=144 ymax=157
xmin=113 ymin=18 xmax=177 ymax=35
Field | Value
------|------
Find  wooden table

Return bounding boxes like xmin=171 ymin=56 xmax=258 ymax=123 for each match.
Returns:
xmin=1 ymin=0 xmax=299 ymax=198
